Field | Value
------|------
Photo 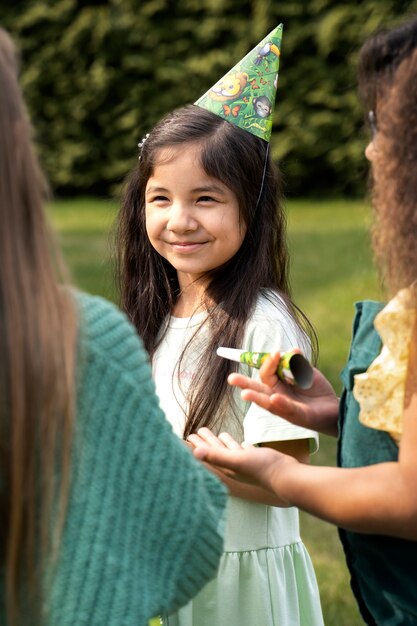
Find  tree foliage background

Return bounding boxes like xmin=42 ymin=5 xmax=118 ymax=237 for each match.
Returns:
xmin=2 ymin=0 xmax=417 ymax=196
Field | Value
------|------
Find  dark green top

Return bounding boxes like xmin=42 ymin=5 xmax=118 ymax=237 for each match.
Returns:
xmin=338 ymin=300 xmax=417 ymax=625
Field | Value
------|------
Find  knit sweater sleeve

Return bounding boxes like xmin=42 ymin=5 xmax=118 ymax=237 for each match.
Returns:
xmin=49 ymin=292 xmax=227 ymax=626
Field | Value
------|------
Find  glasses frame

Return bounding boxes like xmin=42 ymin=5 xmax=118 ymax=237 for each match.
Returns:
xmin=368 ymin=109 xmax=378 ymax=140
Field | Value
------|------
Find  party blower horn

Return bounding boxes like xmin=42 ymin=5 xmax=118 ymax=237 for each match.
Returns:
xmin=217 ymin=347 xmax=314 ymax=389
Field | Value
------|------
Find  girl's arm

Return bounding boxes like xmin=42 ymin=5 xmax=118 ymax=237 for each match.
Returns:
xmin=191 ymin=355 xmax=417 ymax=539
xmin=188 ymin=431 xmax=310 ymax=507
xmin=228 ymin=351 xmax=340 ymax=438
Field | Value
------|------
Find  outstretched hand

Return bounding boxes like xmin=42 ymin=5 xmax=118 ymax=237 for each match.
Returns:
xmin=228 ymin=351 xmax=340 ymax=437
xmin=188 ymin=427 xmax=297 ymax=505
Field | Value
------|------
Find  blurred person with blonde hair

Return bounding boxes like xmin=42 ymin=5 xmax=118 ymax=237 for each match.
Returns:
xmin=0 ymin=27 xmax=226 ymax=626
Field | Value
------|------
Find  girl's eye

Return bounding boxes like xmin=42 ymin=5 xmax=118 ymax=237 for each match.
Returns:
xmin=198 ymin=195 xmax=216 ymax=203
xmin=150 ymin=195 xmax=169 ymax=202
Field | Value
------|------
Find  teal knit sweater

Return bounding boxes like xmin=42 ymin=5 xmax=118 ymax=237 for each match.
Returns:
xmin=35 ymin=292 xmax=226 ymax=625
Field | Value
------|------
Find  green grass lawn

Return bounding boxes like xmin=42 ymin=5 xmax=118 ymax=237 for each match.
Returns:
xmin=50 ymin=196 xmax=381 ymax=625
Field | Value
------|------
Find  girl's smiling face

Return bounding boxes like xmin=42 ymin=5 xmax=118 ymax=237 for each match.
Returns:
xmin=145 ymin=142 xmax=246 ymax=291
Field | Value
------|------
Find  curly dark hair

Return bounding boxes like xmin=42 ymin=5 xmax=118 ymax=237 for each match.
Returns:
xmin=358 ymin=17 xmax=417 ymax=297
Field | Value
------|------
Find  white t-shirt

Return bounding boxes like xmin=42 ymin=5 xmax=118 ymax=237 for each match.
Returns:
xmin=152 ymin=289 xmax=318 ymax=450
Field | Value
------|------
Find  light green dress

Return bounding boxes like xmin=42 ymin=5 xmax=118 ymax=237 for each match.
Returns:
xmin=154 ymin=291 xmax=324 ymax=626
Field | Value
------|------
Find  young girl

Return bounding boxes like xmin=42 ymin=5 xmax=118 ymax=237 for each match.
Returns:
xmin=190 ymin=17 xmax=417 ymax=626
xmin=117 ymin=69 xmax=324 ymax=626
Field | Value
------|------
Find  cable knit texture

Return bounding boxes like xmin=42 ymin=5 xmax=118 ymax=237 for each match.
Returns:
xmin=3 ymin=292 xmax=227 ymax=626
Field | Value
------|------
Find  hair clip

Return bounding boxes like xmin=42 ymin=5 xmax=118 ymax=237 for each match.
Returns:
xmin=137 ymin=133 xmax=150 ymax=160
xmin=138 ymin=133 xmax=150 ymax=151
xmin=368 ymin=110 xmax=377 ymax=140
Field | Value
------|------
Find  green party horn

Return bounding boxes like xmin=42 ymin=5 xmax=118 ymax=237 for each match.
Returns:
xmin=217 ymin=347 xmax=313 ymax=389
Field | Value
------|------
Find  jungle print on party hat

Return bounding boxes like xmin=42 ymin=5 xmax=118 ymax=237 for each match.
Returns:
xmin=195 ymin=24 xmax=283 ymax=142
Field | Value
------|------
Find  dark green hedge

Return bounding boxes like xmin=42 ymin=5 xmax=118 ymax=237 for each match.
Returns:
xmin=2 ymin=0 xmax=417 ymax=196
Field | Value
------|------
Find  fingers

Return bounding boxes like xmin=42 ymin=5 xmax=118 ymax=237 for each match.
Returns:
xmin=218 ymin=432 xmax=242 ymax=450
xmin=269 ymin=391 xmax=306 ymax=416
xmin=228 ymin=373 xmax=272 ymax=395
xmin=188 ymin=428 xmax=244 ymax=466
xmin=268 ymin=393 xmax=312 ymax=429
xmin=259 ymin=351 xmax=281 ymax=386
xmin=268 ymin=392 xmax=297 ymax=414
xmin=240 ymin=388 xmax=277 ymax=411
xmin=190 ymin=427 xmax=226 ymax=449
xmin=227 ymin=354 xmax=282 ymax=396
xmin=193 ymin=445 xmax=211 ymax=461
xmin=238 ymin=388 xmax=309 ymax=427
xmin=193 ymin=442 xmax=241 ymax=467
xmin=188 ymin=427 xmax=242 ymax=450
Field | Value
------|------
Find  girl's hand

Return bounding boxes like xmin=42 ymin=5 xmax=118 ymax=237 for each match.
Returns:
xmin=188 ymin=429 xmax=246 ymax=482
xmin=228 ymin=351 xmax=340 ymax=437
xmin=189 ymin=427 xmax=297 ymax=504
xmin=187 ymin=434 xmax=236 ymax=484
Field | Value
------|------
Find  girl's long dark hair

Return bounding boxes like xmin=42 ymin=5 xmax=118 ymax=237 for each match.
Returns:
xmin=117 ymin=105 xmax=316 ymax=437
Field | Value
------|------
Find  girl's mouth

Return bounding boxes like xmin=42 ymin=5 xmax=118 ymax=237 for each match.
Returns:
xmin=170 ymin=241 xmax=207 ymax=252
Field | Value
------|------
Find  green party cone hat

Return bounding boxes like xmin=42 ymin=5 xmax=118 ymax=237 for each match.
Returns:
xmin=195 ymin=24 xmax=283 ymax=142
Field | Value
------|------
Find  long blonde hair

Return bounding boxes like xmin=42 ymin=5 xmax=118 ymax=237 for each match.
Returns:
xmin=0 ymin=28 xmax=77 ymax=625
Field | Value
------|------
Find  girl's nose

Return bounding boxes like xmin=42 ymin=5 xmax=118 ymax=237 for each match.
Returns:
xmin=166 ymin=202 xmax=198 ymax=232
